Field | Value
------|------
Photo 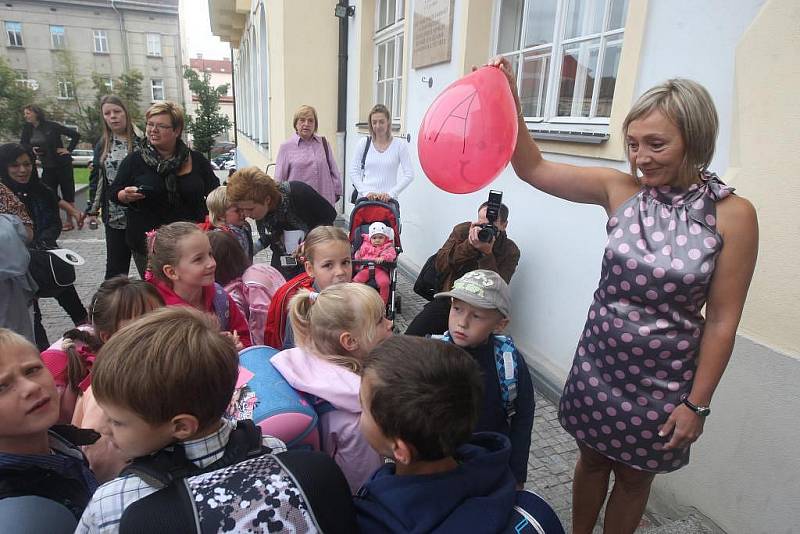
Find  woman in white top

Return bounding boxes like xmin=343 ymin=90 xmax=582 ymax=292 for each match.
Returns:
xmin=350 ymin=104 xmax=414 ymax=203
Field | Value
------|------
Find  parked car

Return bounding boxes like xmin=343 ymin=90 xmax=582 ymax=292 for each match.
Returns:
xmin=71 ymin=149 xmax=94 ymax=167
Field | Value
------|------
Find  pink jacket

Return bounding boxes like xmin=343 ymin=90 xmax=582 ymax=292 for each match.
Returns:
xmin=355 ymin=235 xmax=397 ymax=263
xmin=270 ymin=347 xmax=384 ymax=492
xmin=224 ymin=264 xmax=285 ymax=345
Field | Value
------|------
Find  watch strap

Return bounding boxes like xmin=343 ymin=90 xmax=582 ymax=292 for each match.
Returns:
xmin=680 ymin=393 xmax=710 ymax=417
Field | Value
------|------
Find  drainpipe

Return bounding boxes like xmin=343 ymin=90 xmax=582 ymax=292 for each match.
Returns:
xmin=110 ymin=0 xmax=130 ymax=71
xmin=335 ymin=1 xmax=353 ymax=204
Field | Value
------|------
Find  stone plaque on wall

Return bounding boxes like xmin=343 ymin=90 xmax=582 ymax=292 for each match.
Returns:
xmin=412 ymin=0 xmax=455 ymax=69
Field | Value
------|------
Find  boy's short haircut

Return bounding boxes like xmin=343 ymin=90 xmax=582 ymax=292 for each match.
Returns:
xmin=226 ymin=166 xmax=280 ymax=207
xmin=0 ymin=328 xmax=37 ymax=357
xmin=91 ymin=307 xmax=239 ymax=429
xmin=206 ymin=186 xmax=229 ymax=226
xmin=363 ymin=336 xmax=483 ymax=461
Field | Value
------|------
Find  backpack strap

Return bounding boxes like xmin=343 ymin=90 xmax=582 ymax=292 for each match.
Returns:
xmin=120 ymin=420 xmax=265 ymax=490
xmin=264 ymin=272 xmax=314 ymax=348
xmin=433 ymin=332 xmax=518 ymax=422
xmin=492 ymin=334 xmax=519 ymax=422
xmin=211 ymin=283 xmax=230 ymax=331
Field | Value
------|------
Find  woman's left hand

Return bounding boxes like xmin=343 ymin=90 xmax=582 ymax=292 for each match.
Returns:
xmin=56 ymin=148 xmax=70 ymax=156
xmin=659 ymin=404 xmax=706 ymax=450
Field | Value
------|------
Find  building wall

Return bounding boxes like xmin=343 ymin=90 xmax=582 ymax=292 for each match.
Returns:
xmin=0 ymin=0 xmax=184 ymax=124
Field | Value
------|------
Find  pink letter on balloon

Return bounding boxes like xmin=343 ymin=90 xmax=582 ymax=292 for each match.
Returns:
xmin=418 ymin=66 xmax=519 ymax=194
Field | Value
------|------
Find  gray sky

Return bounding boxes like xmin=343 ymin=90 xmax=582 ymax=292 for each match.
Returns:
xmin=180 ymin=0 xmax=232 ymax=60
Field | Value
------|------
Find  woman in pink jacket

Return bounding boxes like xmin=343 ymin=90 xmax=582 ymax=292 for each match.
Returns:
xmin=352 ymin=222 xmax=396 ymax=304
xmin=271 ymin=283 xmax=394 ymax=492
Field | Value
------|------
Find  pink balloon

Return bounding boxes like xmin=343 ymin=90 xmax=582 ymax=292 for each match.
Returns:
xmin=418 ymin=66 xmax=519 ymax=194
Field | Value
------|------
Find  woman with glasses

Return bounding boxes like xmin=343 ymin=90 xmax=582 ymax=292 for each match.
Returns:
xmin=110 ymin=101 xmax=219 ymax=276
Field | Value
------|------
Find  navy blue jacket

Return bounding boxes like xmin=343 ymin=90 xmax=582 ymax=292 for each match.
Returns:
xmin=466 ymin=337 xmax=535 ymax=484
xmin=355 ymin=432 xmax=516 ymax=533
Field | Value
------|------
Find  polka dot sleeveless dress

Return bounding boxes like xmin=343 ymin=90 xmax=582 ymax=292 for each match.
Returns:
xmin=559 ymin=172 xmax=732 ymax=472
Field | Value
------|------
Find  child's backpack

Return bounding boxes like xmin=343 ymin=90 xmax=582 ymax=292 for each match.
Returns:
xmin=229 ymin=345 xmax=321 ymax=450
xmin=211 ymin=282 xmax=231 ymax=331
xmin=433 ymin=332 xmax=520 ymax=422
xmin=264 ymin=271 xmax=314 ymax=349
xmin=118 ymin=420 xmax=357 ymax=534
xmin=503 ymin=489 xmax=565 ymax=534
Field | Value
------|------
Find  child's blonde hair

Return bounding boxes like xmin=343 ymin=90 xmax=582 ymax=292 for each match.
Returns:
xmin=147 ymin=221 xmax=206 ymax=283
xmin=302 ymin=225 xmax=350 ymax=263
xmin=289 ymin=283 xmax=385 ymax=374
xmin=206 ymin=186 xmax=229 ymax=226
xmin=0 ymin=328 xmax=37 ymax=358
xmin=92 ymin=307 xmax=238 ymax=428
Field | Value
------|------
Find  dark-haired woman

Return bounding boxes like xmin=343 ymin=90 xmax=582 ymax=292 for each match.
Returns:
xmin=20 ymin=104 xmax=82 ymax=231
xmin=86 ymin=95 xmax=142 ymax=279
xmin=0 ymin=143 xmax=88 ymax=350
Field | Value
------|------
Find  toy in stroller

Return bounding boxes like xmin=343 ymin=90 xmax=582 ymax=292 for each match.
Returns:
xmin=349 ymin=198 xmax=402 ymax=320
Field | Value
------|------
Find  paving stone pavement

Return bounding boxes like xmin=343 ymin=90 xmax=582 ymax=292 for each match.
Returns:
xmin=42 ymin=222 xmax=715 ymax=533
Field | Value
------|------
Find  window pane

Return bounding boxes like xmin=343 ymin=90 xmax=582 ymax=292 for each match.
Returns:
xmin=595 ymin=39 xmax=622 ymax=117
xmin=564 ymin=0 xmax=605 ymax=39
xmin=386 ymin=82 xmax=394 ymax=116
xmin=388 ymin=0 xmax=397 ymax=25
xmin=523 ymin=0 xmax=557 ymax=48
xmin=378 ymin=0 xmax=388 ymax=29
xmin=386 ymin=39 xmax=395 ymax=79
xmin=396 ymin=77 xmax=402 ymax=117
xmin=496 ymin=0 xmax=523 ymax=54
xmin=398 ymin=0 xmax=405 ymax=20
xmin=377 ymin=43 xmax=387 ymax=82
xmin=607 ymin=0 xmax=629 ymax=30
xmin=377 ymin=81 xmax=385 ymax=107
xmin=557 ymin=38 xmax=600 ymax=117
xmin=520 ymin=49 xmax=551 ymax=117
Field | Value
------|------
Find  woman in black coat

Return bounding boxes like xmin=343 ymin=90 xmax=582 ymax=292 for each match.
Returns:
xmin=20 ymin=104 xmax=82 ymax=231
xmin=110 ymin=101 xmax=219 ymax=276
xmin=0 ymin=143 xmax=87 ymax=350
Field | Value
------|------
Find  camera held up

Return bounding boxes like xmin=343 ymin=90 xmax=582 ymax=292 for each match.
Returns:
xmin=477 ymin=190 xmax=503 ymax=243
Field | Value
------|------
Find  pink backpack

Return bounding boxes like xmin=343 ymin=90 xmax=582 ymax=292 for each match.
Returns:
xmin=225 ymin=264 xmax=285 ymax=346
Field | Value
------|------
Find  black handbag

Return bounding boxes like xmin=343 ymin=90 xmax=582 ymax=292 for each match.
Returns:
xmin=413 ymin=253 xmax=443 ymax=301
xmin=28 ymin=248 xmax=77 ymax=298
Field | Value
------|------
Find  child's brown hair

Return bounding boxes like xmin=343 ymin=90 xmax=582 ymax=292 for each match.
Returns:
xmin=289 ymin=283 xmax=384 ymax=374
xmin=363 ymin=336 xmax=483 ymax=461
xmin=91 ymin=307 xmax=238 ymax=429
xmin=147 ymin=221 xmax=206 ymax=283
xmin=208 ymin=230 xmax=250 ymax=286
xmin=61 ymin=276 xmax=164 ymax=395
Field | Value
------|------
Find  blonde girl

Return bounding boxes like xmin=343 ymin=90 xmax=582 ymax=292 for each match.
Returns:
xmin=264 ymin=225 xmax=352 ymax=349
xmin=271 ymin=283 xmax=394 ymax=492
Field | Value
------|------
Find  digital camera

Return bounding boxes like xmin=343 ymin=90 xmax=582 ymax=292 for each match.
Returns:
xmin=477 ymin=190 xmax=503 ymax=243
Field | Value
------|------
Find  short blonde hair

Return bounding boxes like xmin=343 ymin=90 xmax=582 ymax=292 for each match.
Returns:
xmin=289 ymin=283 xmax=385 ymax=374
xmin=623 ymin=79 xmax=718 ymax=188
xmin=227 ymin=166 xmax=280 ymax=206
xmin=302 ymin=225 xmax=350 ymax=263
xmin=145 ymin=101 xmax=185 ymax=136
xmin=206 ymin=186 xmax=229 ymax=226
xmin=292 ymin=105 xmax=318 ymax=133
xmin=92 ymin=307 xmax=238 ymax=428
xmin=0 ymin=328 xmax=37 ymax=358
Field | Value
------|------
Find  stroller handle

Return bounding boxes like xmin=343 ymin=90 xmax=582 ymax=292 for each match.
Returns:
xmin=352 ymin=259 xmax=397 ymax=268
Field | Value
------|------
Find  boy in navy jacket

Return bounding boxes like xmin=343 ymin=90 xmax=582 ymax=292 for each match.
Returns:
xmin=355 ymin=336 xmax=517 ymax=533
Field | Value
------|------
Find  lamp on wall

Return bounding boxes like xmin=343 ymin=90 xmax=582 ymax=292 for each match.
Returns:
xmin=334 ymin=3 xmax=355 ymax=18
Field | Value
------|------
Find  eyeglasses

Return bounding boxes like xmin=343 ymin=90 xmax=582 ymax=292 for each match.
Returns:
xmin=146 ymin=122 xmax=174 ymax=131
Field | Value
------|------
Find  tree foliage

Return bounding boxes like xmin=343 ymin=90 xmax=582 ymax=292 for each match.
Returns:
xmin=0 ymin=56 xmax=39 ymax=141
xmin=183 ymin=66 xmax=231 ymax=157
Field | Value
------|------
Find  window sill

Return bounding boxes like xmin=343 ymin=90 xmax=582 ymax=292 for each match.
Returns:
xmin=147 ymin=54 xmax=163 ymax=59
xmin=6 ymin=45 xmax=24 ymax=49
xmin=524 ymin=121 xmax=610 ymax=144
xmin=93 ymin=51 xmax=110 ymax=56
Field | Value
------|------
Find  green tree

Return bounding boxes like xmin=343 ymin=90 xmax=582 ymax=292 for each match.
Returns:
xmin=183 ymin=66 xmax=231 ymax=157
xmin=0 ymin=56 xmax=39 ymax=141
xmin=114 ymin=70 xmax=144 ymax=130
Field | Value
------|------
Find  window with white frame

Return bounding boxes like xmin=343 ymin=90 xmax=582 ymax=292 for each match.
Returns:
xmin=5 ymin=21 xmax=23 ymax=47
xmin=93 ymin=30 xmax=109 ymax=53
xmin=146 ymin=33 xmax=162 ymax=57
xmin=50 ymin=25 xmax=66 ymax=49
xmin=57 ymin=77 xmax=75 ymax=99
xmin=496 ymin=0 xmax=628 ymax=124
xmin=374 ymin=0 xmax=405 ymax=120
xmin=151 ymin=78 xmax=164 ymax=101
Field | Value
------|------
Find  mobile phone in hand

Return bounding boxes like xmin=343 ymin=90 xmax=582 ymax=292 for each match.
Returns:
xmin=136 ymin=185 xmax=155 ymax=195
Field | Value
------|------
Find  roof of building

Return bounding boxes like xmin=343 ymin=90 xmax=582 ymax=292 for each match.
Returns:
xmin=190 ymin=58 xmax=233 ymax=74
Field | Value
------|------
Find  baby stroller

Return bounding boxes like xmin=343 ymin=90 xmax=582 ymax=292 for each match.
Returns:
xmin=349 ymin=198 xmax=402 ymax=320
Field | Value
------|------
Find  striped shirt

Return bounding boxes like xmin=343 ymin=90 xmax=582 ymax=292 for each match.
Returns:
xmin=349 ymin=136 xmax=414 ymax=199
xmin=75 ymin=419 xmax=285 ymax=533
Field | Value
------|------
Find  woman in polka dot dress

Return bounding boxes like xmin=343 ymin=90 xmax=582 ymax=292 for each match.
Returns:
xmin=493 ymin=58 xmax=759 ymax=534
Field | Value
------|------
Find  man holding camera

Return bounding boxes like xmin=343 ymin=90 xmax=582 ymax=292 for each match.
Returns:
xmin=405 ymin=198 xmax=520 ymax=337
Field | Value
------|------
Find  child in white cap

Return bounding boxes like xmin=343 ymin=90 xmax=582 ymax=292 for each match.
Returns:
xmin=353 ymin=222 xmax=397 ymax=304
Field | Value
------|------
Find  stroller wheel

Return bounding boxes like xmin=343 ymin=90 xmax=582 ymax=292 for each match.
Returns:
xmin=395 ymin=294 xmax=402 ymax=314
